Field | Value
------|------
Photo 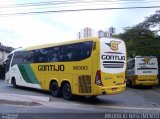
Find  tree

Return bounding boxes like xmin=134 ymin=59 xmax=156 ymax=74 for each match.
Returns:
xmin=117 ymin=10 xmax=160 ymax=74
xmin=118 ymin=10 xmax=160 ymax=57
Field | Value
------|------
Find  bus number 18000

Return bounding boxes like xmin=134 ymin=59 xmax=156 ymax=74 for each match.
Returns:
xmin=73 ymin=66 xmax=88 ymax=70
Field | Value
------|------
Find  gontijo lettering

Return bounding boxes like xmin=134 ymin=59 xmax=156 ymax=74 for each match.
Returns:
xmin=101 ymin=55 xmax=125 ymax=60
xmin=38 ymin=65 xmax=65 ymax=71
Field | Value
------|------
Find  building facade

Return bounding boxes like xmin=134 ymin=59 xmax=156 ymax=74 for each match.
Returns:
xmin=77 ymin=27 xmax=96 ymax=39
xmin=77 ymin=27 xmax=115 ymax=39
xmin=97 ymin=30 xmax=111 ymax=38
xmin=0 ymin=43 xmax=14 ymax=64
xmin=108 ymin=27 xmax=115 ymax=36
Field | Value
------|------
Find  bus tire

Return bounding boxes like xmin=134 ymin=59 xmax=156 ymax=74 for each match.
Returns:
xmin=50 ymin=81 xmax=61 ymax=97
xmin=126 ymin=79 xmax=130 ymax=86
xmin=88 ymin=96 xmax=97 ymax=99
xmin=12 ymin=78 xmax=17 ymax=88
xmin=62 ymin=83 xmax=73 ymax=100
xmin=129 ymin=80 xmax=133 ymax=88
xmin=145 ymin=86 xmax=153 ymax=89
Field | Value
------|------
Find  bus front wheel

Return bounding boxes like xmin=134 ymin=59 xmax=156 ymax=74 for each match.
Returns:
xmin=50 ymin=82 xmax=61 ymax=97
xmin=62 ymin=83 xmax=73 ymax=100
xmin=12 ymin=78 xmax=17 ymax=88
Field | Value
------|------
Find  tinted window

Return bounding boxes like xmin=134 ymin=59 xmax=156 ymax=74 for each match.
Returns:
xmin=11 ymin=41 xmax=93 ymax=65
xmin=11 ymin=52 xmax=22 ymax=66
xmin=127 ymin=59 xmax=135 ymax=69
xmin=35 ymin=41 xmax=93 ymax=63
xmin=5 ymin=54 xmax=13 ymax=73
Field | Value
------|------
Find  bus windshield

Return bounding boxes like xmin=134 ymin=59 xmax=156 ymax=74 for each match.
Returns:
xmin=4 ymin=54 xmax=13 ymax=73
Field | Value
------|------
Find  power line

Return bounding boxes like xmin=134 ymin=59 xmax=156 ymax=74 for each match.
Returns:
xmin=14 ymin=0 xmax=160 ymax=11
xmin=0 ymin=6 xmax=160 ymax=16
xmin=0 ymin=1 xmax=67 ymax=8
xmin=0 ymin=0 xmax=160 ymax=15
xmin=0 ymin=0 xmax=160 ymax=8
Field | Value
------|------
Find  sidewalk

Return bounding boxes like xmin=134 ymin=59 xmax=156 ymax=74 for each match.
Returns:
xmin=0 ymin=93 xmax=50 ymax=106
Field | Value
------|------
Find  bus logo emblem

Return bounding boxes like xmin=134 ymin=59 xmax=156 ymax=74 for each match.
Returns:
xmin=142 ymin=58 xmax=152 ymax=63
xmin=106 ymin=41 xmax=121 ymax=51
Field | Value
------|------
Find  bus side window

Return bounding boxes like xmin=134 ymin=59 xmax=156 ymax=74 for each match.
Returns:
xmin=50 ymin=52 xmax=59 ymax=62
xmin=11 ymin=52 xmax=20 ymax=66
xmin=67 ymin=52 xmax=73 ymax=60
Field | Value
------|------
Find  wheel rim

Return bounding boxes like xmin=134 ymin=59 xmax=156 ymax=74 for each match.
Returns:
xmin=51 ymin=83 xmax=58 ymax=96
xmin=51 ymin=85 xmax=58 ymax=95
xmin=63 ymin=84 xmax=71 ymax=99
xmin=64 ymin=87 xmax=71 ymax=97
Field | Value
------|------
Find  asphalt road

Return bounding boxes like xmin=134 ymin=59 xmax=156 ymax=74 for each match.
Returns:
xmin=0 ymin=80 xmax=160 ymax=119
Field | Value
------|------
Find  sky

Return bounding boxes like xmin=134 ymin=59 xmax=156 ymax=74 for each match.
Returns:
xmin=0 ymin=0 xmax=159 ymax=48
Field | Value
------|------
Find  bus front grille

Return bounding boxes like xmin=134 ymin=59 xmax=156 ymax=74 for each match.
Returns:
xmin=78 ymin=75 xmax=91 ymax=93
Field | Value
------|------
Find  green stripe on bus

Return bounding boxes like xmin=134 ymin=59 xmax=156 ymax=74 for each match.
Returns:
xmin=18 ymin=64 xmax=32 ymax=83
xmin=18 ymin=64 xmax=40 ymax=84
xmin=24 ymin=64 xmax=40 ymax=84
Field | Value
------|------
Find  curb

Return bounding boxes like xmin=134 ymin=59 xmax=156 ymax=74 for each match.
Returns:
xmin=0 ymin=99 xmax=41 ymax=106
xmin=0 ymin=93 xmax=50 ymax=106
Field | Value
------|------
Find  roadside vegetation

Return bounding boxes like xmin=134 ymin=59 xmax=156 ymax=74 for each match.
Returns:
xmin=115 ymin=10 xmax=160 ymax=76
